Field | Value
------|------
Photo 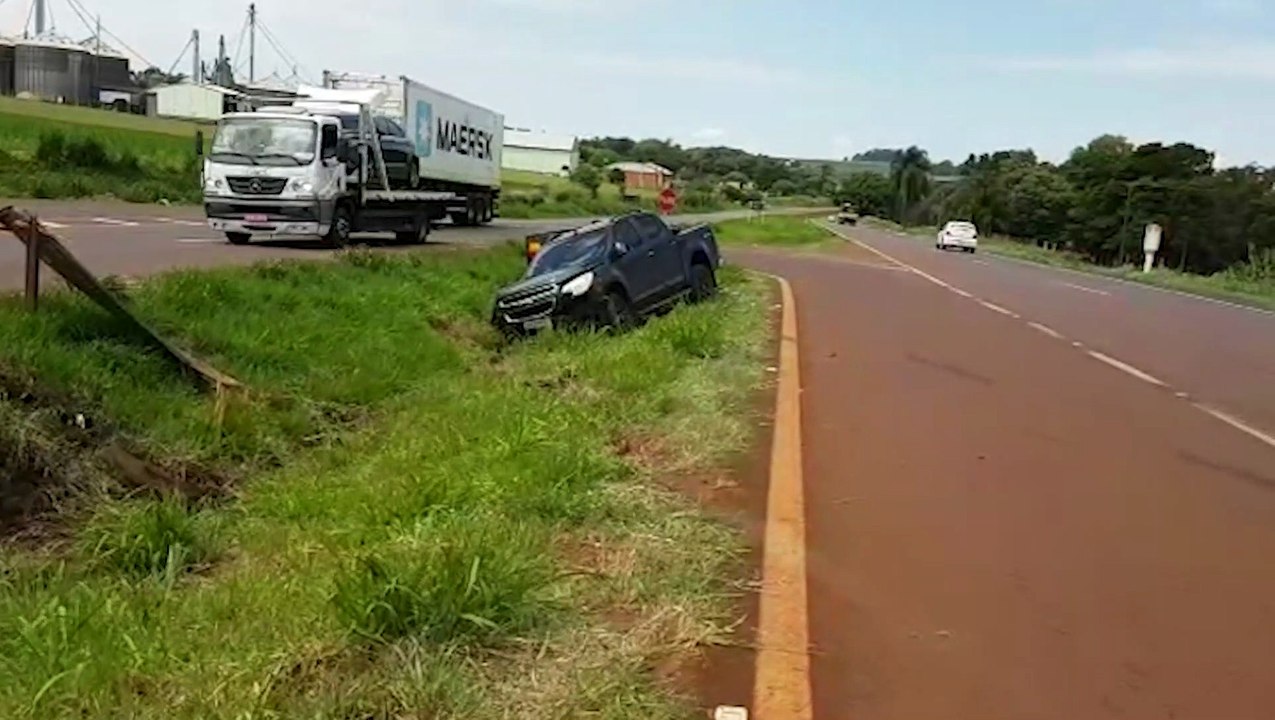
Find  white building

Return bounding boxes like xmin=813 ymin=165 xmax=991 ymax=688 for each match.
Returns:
xmin=148 ymin=83 xmax=244 ymax=121
xmin=503 ymin=129 xmax=580 ymax=176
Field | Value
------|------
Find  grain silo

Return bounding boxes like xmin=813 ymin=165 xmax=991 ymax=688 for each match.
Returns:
xmin=0 ymin=38 xmax=15 ymax=97
xmin=80 ymin=37 xmax=133 ymax=96
xmin=13 ymin=35 xmax=91 ymax=104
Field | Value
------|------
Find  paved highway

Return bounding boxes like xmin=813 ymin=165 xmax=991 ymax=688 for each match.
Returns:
xmin=0 ymin=199 xmax=811 ymax=290
xmin=733 ymin=228 xmax=1275 ymax=719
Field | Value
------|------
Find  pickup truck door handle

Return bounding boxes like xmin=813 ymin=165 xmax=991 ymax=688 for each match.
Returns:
xmin=647 ymin=249 xmax=657 ymax=257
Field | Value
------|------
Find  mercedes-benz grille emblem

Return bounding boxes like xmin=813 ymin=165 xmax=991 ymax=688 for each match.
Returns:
xmin=249 ymin=179 xmax=263 ymax=193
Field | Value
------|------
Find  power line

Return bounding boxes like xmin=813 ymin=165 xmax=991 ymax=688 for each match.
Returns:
xmin=165 ymin=33 xmax=193 ymax=78
xmin=256 ymin=20 xmax=308 ymax=81
xmin=64 ymin=0 xmax=154 ymax=67
xmin=231 ymin=9 xmax=249 ymax=74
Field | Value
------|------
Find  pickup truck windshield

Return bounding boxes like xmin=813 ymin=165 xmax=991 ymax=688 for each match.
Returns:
xmin=210 ymin=118 xmax=318 ymax=165
xmin=528 ymin=229 xmax=609 ymax=276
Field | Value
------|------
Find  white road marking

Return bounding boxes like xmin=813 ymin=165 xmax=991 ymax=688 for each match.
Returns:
xmin=1027 ymin=321 xmax=1066 ymax=340
xmin=1059 ymin=281 xmax=1111 ymax=296
xmin=1086 ymin=350 xmax=1165 ymax=386
xmin=978 ymin=300 xmax=1020 ymax=318
xmin=1193 ymin=404 xmax=1275 ymax=450
xmin=950 ymin=288 xmax=974 ymax=298
xmin=91 ymin=217 xmax=139 ymax=227
xmin=157 ymin=218 xmax=207 ymax=227
xmin=971 ymin=259 xmax=989 ymax=266
xmin=175 ymin=237 xmax=224 ymax=244
xmin=1072 ymin=341 xmax=1085 ymax=348
xmin=39 ymin=221 xmax=69 ymax=229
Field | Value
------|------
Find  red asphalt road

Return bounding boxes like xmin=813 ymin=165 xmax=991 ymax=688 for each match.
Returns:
xmin=737 ymin=236 xmax=1275 ymax=720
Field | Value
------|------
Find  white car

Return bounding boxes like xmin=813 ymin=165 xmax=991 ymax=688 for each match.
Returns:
xmin=936 ymin=221 xmax=978 ymax=253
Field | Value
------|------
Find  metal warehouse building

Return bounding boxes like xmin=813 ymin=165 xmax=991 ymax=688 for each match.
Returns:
xmin=148 ymin=82 xmax=245 ymax=121
xmin=502 ymin=129 xmax=580 ymax=176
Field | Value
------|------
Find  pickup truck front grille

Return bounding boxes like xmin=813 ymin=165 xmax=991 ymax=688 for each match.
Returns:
xmin=497 ymin=285 xmax=558 ymax=321
xmin=205 ymin=202 xmax=317 ymax=221
xmin=226 ymin=177 xmax=288 ymax=195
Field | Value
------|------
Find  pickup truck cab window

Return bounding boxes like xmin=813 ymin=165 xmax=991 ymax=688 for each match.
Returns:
xmin=632 ymin=214 xmax=668 ymax=245
xmin=613 ymin=219 xmax=641 ymax=254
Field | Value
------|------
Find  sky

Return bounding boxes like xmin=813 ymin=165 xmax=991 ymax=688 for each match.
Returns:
xmin=2 ymin=0 xmax=1274 ymax=166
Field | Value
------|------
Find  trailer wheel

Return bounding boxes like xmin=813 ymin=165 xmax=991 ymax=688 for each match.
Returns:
xmin=225 ymin=232 xmax=251 ymax=245
xmin=395 ymin=219 xmax=429 ymax=245
xmin=324 ymin=205 xmax=352 ymax=248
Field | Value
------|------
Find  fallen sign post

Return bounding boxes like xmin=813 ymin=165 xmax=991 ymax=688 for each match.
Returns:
xmin=0 ymin=206 xmax=242 ymax=395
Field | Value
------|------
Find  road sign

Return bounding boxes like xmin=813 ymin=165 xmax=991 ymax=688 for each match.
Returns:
xmin=658 ymin=186 xmax=678 ymax=215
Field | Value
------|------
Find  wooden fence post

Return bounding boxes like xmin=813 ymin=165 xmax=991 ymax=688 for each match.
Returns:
xmin=25 ymin=214 xmax=40 ymax=311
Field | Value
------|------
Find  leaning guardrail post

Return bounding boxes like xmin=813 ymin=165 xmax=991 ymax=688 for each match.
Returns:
xmin=24 ymin=213 xmax=40 ymax=310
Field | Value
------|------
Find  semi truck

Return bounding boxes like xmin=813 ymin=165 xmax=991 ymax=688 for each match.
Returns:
xmin=200 ymin=79 xmax=503 ymax=247
xmin=321 ymin=71 xmax=504 ymax=226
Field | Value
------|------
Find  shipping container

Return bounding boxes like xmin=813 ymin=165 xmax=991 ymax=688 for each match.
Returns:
xmin=321 ymin=72 xmax=503 ymax=190
xmin=320 ymin=70 xmax=503 ymax=225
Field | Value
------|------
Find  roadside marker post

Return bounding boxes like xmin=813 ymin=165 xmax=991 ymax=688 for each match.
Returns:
xmin=1142 ymin=222 xmax=1162 ymax=273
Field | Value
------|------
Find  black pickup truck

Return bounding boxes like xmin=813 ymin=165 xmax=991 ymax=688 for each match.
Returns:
xmin=491 ymin=212 xmax=722 ymax=335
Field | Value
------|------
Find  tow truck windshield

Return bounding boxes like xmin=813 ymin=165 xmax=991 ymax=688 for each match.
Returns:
xmin=209 ymin=117 xmax=318 ymax=166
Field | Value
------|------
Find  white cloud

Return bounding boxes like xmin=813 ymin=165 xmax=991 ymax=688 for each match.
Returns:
xmin=994 ymin=43 xmax=1275 ymax=80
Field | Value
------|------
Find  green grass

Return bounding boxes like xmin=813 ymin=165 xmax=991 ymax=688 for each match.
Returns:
xmin=0 ymin=247 xmax=770 ymax=718
xmin=713 ymin=214 xmax=840 ymax=249
xmin=862 ymin=217 xmax=1275 ymax=310
xmin=0 ymin=97 xmax=210 ymax=137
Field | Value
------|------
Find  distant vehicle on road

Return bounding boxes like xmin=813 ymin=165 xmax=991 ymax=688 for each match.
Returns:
xmin=937 ymin=220 xmax=979 ymax=253
xmin=837 ymin=203 xmax=859 ymax=225
xmin=492 ymin=212 xmax=721 ymax=336
xmin=331 ymin=112 xmax=417 ymax=190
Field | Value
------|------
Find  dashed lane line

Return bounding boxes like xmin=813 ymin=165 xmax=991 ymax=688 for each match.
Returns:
xmin=1086 ymin=350 xmax=1167 ymax=387
xmin=821 ymin=222 xmax=1275 ymax=448
xmin=1027 ymin=322 xmax=1066 ymax=340
xmin=1059 ymin=281 xmax=1111 ymax=297
xmin=91 ymin=217 xmax=140 ymax=227
xmin=978 ymin=300 xmax=1020 ymax=318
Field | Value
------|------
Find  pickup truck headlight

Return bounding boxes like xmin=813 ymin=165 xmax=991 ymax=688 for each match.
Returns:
xmin=289 ymin=179 xmax=315 ymax=194
xmin=561 ymin=271 xmax=595 ymax=297
xmin=204 ymin=178 xmax=224 ymax=192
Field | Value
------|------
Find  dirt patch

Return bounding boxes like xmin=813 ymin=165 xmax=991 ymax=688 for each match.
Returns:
xmin=0 ymin=367 xmax=231 ymax=538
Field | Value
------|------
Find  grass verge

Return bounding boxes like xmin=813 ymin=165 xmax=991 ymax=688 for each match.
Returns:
xmin=713 ymin=214 xmax=841 ymax=250
xmin=862 ymin=217 xmax=1275 ymax=310
xmin=0 ymin=245 xmax=769 ymax=718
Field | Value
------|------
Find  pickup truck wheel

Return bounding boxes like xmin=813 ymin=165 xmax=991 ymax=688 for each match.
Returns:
xmin=324 ymin=205 xmax=352 ymax=248
xmin=602 ymin=291 xmax=636 ymax=332
xmin=225 ymin=232 xmax=251 ymax=245
xmin=689 ymin=263 xmax=718 ymax=303
xmin=406 ymin=160 xmax=420 ymax=190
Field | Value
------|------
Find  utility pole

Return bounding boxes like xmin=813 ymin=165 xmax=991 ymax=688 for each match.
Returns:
xmin=217 ymin=34 xmax=227 ymax=85
xmin=248 ymin=3 xmax=257 ymax=83
xmin=93 ymin=15 xmax=101 ymax=101
xmin=34 ymin=0 xmax=46 ymax=35
xmin=192 ymin=30 xmax=201 ymax=84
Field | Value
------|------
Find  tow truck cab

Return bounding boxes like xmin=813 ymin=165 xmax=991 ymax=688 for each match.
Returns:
xmin=201 ymin=86 xmax=442 ymax=247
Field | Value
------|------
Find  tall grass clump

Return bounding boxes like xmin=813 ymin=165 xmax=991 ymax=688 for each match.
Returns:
xmin=331 ymin=512 xmax=556 ymax=644
xmin=78 ymin=497 xmax=220 ymax=580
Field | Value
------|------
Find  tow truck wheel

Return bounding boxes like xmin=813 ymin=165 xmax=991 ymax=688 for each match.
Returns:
xmin=324 ymin=205 xmax=352 ymax=249
xmin=225 ymin=232 xmax=251 ymax=245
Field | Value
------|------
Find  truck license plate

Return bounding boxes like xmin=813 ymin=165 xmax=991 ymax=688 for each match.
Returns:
xmin=244 ymin=214 xmax=269 ymax=223
xmin=524 ymin=318 xmax=552 ymax=331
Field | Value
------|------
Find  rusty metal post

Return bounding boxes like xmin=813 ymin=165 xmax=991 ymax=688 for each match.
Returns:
xmin=25 ymin=214 xmax=40 ymax=311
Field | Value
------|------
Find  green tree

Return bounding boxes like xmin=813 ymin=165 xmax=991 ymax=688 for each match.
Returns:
xmin=571 ymin=164 xmax=603 ymax=198
xmin=607 ymin=167 xmax=626 ymax=187
xmin=771 ymin=179 xmax=799 ymax=196
xmin=838 ymin=172 xmax=892 ymax=217
xmin=890 ymin=146 xmax=932 ymax=224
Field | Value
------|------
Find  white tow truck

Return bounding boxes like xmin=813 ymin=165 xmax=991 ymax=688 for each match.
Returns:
xmin=200 ymin=85 xmax=455 ymax=247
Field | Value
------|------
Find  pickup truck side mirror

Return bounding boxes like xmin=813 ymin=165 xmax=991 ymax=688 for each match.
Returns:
xmin=611 ymin=241 xmax=630 ymax=259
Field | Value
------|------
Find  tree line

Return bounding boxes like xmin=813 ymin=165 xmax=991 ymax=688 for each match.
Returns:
xmin=580 ymin=134 xmax=1274 ymax=276
xmin=851 ymin=138 xmax=1275 ymax=275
